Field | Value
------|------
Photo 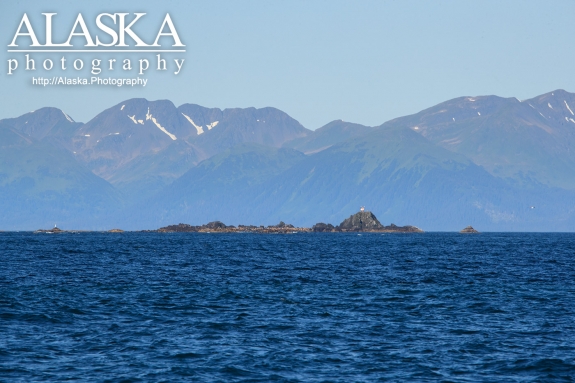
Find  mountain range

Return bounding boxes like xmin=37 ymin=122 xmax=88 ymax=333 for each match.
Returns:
xmin=1 ymin=90 xmax=575 ymax=231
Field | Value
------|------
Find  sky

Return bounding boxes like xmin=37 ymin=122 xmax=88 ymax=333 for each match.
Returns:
xmin=1 ymin=0 xmax=574 ymax=130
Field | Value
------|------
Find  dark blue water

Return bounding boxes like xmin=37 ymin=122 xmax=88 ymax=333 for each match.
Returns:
xmin=1 ymin=232 xmax=575 ymax=382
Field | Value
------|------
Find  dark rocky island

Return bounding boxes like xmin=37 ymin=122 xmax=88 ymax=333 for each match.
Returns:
xmin=156 ymin=210 xmax=423 ymax=233
xmin=35 ymin=226 xmax=64 ymax=234
xmin=311 ymin=223 xmax=336 ymax=232
xmin=460 ymin=226 xmax=479 ymax=233
xmin=31 ymin=211 xmax=423 ymax=234
xmin=313 ymin=210 xmax=423 ymax=233
xmin=156 ymin=221 xmax=310 ymax=234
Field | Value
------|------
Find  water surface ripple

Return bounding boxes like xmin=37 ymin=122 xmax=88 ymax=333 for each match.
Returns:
xmin=1 ymin=232 xmax=574 ymax=381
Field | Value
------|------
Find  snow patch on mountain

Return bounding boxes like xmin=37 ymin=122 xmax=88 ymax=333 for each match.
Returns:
xmin=565 ymin=101 xmax=574 ymax=116
xmin=128 ymin=115 xmax=138 ymax=124
xmin=181 ymin=113 xmax=204 ymax=135
xmin=128 ymin=115 xmax=144 ymax=125
xmin=206 ymin=121 xmax=219 ymax=130
xmin=147 ymin=108 xmax=177 ymax=140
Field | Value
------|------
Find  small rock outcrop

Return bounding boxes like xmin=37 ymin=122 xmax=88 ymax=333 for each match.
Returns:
xmin=337 ymin=211 xmax=385 ymax=231
xmin=271 ymin=221 xmax=294 ymax=229
xmin=312 ymin=223 xmax=336 ymax=232
xmin=157 ymin=223 xmax=198 ymax=232
xmin=460 ymin=226 xmax=479 ymax=233
xmin=108 ymin=229 xmax=124 ymax=233
xmin=204 ymin=221 xmax=228 ymax=230
xmin=337 ymin=211 xmax=423 ymax=233
xmin=35 ymin=226 xmax=63 ymax=233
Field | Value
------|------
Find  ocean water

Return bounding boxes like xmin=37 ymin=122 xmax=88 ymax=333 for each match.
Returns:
xmin=1 ymin=232 xmax=574 ymax=382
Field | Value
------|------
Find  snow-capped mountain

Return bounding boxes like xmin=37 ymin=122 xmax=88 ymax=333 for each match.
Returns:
xmin=2 ymin=90 xmax=575 ymax=231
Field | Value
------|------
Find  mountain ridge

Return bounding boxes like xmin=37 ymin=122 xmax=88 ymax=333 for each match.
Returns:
xmin=381 ymin=89 xmax=575 ymax=189
xmin=2 ymin=90 xmax=575 ymax=231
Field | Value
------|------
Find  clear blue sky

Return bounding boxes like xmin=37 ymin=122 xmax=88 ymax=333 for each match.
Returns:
xmin=1 ymin=0 xmax=574 ymax=129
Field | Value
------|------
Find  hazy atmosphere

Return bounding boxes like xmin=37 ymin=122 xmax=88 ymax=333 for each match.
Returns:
xmin=3 ymin=2 xmax=575 ymax=381
xmin=2 ymin=0 xmax=575 ymax=128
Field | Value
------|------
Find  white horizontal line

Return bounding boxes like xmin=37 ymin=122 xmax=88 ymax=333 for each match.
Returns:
xmin=7 ymin=50 xmax=186 ymax=53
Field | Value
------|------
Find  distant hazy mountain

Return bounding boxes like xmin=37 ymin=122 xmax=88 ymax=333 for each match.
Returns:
xmin=121 ymin=123 xmax=575 ymax=231
xmin=72 ymin=99 xmax=193 ymax=181
xmin=70 ymin=99 xmax=309 ymax=200
xmin=0 ymin=123 xmax=121 ymax=230
xmin=255 ymin=126 xmax=575 ymax=230
xmin=179 ymin=104 xmax=310 ymax=156
xmin=2 ymin=91 xmax=575 ymax=231
xmin=283 ymin=120 xmax=374 ymax=154
xmin=124 ymin=143 xmax=306 ymax=227
xmin=3 ymin=107 xmax=82 ymax=150
xmin=382 ymin=89 xmax=575 ymax=189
